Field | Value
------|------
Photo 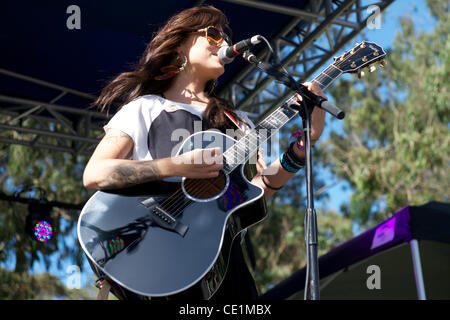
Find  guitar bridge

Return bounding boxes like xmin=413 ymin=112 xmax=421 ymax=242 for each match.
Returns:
xmin=153 ymin=206 xmax=176 ymax=225
xmin=140 ymin=198 xmax=188 ymax=237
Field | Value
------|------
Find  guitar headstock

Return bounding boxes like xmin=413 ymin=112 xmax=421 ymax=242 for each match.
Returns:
xmin=333 ymin=41 xmax=386 ymax=77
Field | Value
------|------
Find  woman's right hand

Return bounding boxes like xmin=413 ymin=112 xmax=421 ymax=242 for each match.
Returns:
xmin=171 ymin=147 xmax=224 ymax=179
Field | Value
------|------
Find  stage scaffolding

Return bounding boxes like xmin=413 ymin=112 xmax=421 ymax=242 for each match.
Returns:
xmin=0 ymin=0 xmax=395 ymax=156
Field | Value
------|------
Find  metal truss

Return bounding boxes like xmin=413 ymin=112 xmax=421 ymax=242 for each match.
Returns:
xmin=0 ymin=68 xmax=110 ymax=156
xmin=0 ymin=0 xmax=395 ymax=155
xmin=217 ymin=0 xmax=395 ymax=121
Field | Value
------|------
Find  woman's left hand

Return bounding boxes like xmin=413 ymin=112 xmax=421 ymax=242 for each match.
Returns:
xmin=296 ymin=81 xmax=326 ymax=142
xmin=256 ymin=149 xmax=268 ymax=175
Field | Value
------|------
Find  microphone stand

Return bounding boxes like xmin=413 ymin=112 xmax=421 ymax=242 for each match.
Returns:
xmin=300 ymin=97 xmax=320 ymax=300
xmin=242 ymin=51 xmax=344 ymax=300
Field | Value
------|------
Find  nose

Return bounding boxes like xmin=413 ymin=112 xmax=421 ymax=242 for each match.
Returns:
xmin=213 ymin=40 xmax=228 ymax=56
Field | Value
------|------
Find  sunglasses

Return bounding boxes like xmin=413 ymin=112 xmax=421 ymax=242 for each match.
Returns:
xmin=197 ymin=26 xmax=232 ymax=46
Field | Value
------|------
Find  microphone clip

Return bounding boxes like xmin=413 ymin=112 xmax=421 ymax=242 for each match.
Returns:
xmin=242 ymin=50 xmax=258 ymax=64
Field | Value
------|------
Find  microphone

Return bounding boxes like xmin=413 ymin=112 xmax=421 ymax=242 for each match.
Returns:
xmin=218 ymin=35 xmax=262 ymax=64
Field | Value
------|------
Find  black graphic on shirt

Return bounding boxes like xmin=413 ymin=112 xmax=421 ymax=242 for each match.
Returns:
xmin=147 ymin=109 xmax=204 ymax=160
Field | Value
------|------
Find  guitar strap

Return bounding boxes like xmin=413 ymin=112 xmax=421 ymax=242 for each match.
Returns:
xmin=224 ymin=110 xmax=261 ymax=162
xmin=224 ymin=110 xmax=245 ymax=139
xmin=96 ymin=277 xmax=111 ymax=300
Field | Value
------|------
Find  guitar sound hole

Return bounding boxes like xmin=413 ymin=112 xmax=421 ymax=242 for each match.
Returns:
xmin=182 ymin=170 xmax=228 ymax=201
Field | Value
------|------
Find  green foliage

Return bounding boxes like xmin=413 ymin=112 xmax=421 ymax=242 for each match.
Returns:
xmin=250 ymin=190 xmax=353 ymax=293
xmin=320 ymin=0 xmax=449 ymax=227
xmin=252 ymin=0 xmax=449 ymax=291
xmin=0 ymin=267 xmax=94 ymax=299
xmin=0 ymin=119 xmax=96 ymax=298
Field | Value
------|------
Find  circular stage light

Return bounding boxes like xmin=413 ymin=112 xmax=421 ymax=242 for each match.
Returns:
xmin=25 ymin=201 xmax=55 ymax=243
xmin=34 ymin=220 xmax=53 ymax=242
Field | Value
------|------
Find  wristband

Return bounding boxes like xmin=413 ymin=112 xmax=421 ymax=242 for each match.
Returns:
xmin=260 ymin=174 xmax=283 ymax=190
xmin=287 ymin=142 xmax=306 ymax=167
xmin=280 ymin=152 xmax=301 ymax=173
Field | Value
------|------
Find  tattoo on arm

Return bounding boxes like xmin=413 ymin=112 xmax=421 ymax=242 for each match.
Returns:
xmin=103 ymin=131 xmax=131 ymax=145
xmin=104 ymin=131 xmax=133 ymax=158
xmin=100 ymin=161 xmax=162 ymax=189
xmin=95 ymin=131 xmax=162 ymax=189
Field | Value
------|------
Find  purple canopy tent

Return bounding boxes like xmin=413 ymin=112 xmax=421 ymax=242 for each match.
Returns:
xmin=259 ymin=201 xmax=450 ymax=300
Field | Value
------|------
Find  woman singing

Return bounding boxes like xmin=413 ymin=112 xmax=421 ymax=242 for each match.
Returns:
xmin=83 ymin=5 xmax=326 ymax=300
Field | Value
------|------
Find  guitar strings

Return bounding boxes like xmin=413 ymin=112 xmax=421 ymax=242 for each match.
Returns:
xmin=151 ymin=130 xmax=259 ymax=214
xmin=153 ymin=81 xmax=301 ymax=214
xmin=168 ymin=101 xmax=298 ymax=212
xmin=160 ymin=127 xmax=268 ymax=217
xmin=159 ymin=110 xmax=288 ymax=217
xmin=158 ymin=115 xmax=267 ymax=213
xmin=151 ymin=47 xmax=372 ymax=217
xmin=157 ymin=65 xmax=330 ymax=216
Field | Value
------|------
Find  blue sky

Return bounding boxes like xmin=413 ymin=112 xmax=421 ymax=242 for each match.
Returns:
xmin=2 ymin=0 xmax=440 ymax=295
xmin=313 ymin=0 xmax=437 ymax=215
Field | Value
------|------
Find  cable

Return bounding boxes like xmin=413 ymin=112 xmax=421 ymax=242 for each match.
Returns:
xmin=257 ymin=35 xmax=291 ymax=77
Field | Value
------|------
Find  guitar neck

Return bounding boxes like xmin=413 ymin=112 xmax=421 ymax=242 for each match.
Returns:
xmin=223 ymin=63 xmax=342 ymax=174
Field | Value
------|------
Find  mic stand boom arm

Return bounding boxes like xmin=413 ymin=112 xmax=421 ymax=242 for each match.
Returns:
xmin=243 ymin=52 xmax=345 ymax=119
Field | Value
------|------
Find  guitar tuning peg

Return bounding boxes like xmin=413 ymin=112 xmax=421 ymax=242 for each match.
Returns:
xmin=369 ymin=65 xmax=377 ymax=73
xmin=357 ymin=69 xmax=365 ymax=79
xmin=379 ymin=60 xmax=387 ymax=68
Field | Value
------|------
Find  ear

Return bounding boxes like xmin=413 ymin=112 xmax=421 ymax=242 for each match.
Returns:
xmin=175 ymin=52 xmax=188 ymax=69
xmin=174 ymin=47 xmax=187 ymax=61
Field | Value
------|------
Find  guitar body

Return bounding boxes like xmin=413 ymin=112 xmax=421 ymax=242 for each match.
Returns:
xmin=78 ymin=130 xmax=267 ymax=299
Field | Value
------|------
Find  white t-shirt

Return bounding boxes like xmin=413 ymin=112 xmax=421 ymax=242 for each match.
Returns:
xmin=103 ymin=94 xmax=255 ymax=161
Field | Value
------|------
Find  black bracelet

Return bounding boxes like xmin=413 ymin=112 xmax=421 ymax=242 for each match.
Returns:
xmin=260 ymin=174 xmax=283 ymax=190
xmin=287 ymin=142 xmax=306 ymax=167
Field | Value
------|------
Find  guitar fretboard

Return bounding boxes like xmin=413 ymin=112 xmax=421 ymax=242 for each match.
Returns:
xmin=222 ymin=63 xmax=342 ymax=173
xmin=311 ymin=64 xmax=342 ymax=90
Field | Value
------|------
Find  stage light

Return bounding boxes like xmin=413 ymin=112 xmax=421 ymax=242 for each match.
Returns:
xmin=34 ymin=220 xmax=53 ymax=242
xmin=25 ymin=201 xmax=55 ymax=243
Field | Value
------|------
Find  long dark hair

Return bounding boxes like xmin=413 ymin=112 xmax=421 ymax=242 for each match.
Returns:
xmin=90 ymin=5 xmax=249 ymax=132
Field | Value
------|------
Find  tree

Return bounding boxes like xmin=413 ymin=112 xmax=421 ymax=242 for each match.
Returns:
xmin=0 ymin=119 xmax=98 ymax=299
xmin=0 ymin=267 xmax=94 ymax=299
xmin=319 ymin=0 xmax=449 ymax=227
xmin=248 ymin=125 xmax=354 ymax=293
xmin=250 ymin=0 xmax=449 ymax=292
